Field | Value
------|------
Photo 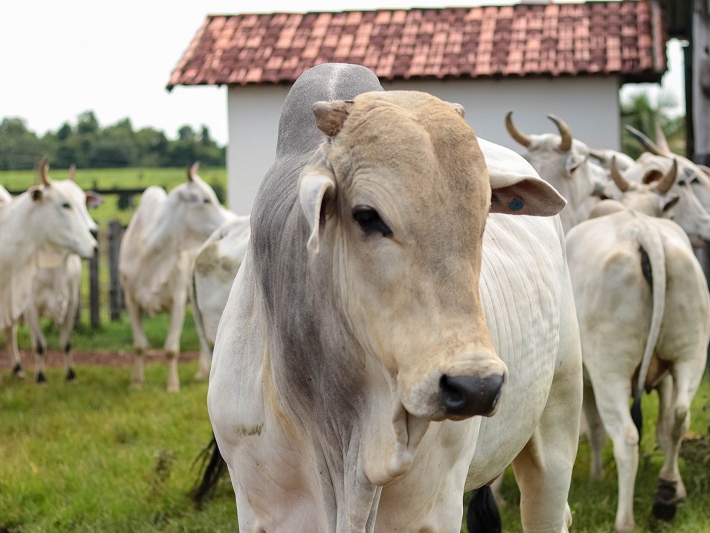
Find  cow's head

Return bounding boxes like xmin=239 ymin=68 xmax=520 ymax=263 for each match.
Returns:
xmin=506 ymin=112 xmax=607 ymax=228
xmin=299 ymin=92 xmax=565 ymax=427
xmin=612 ymin=156 xmax=710 ymax=247
xmin=52 ymin=164 xmax=100 ymax=235
xmin=28 ymin=159 xmax=97 ymax=259
xmin=159 ymin=162 xmax=232 ymax=250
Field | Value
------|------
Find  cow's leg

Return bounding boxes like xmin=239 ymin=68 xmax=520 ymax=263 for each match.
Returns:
xmin=511 ymin=357 xmax=582 ymax=532
xmin=4 ymin=326 xmax=24 ymax=379
xmin=24 ymin=306 xmax=48 ymax=384
xmin=124 ymin=293 xmax=148 ymax=389
xmin=59 ymin=298 xmax=78 ymax=381
xmin=653 ymin=358 xmax=704 ymax=521
xmin=592 ymin=375 xmax=638 ymax=533
xmin=582 ymin=379 xmax=607 ymax=479
xmin=655 ymin=375 xmax=674 ymax=455
xmin=194 ymin=343 xmax=211 ymax=381
xmin=164 ymin=294 xmax=187 ymax=393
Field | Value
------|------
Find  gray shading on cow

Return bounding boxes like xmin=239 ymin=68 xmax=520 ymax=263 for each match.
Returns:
xmin=206 ymin=63 xmax=581 ymax=532
xmin=567 ymin=165 xmax=710 ymax=532
xmin=118 ymin=163 xmax=232 ymax=392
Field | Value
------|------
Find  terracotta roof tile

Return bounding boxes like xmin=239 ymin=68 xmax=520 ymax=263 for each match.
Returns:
xmin=167 ymin=1 xmax=666 ymax=90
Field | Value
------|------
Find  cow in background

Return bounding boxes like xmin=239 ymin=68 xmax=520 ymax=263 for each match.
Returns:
xmin=23 ymin=165 xmax=103 ymax=383
xmin=567 ymin=164 xmax=710 ymax=530
xmin=207 ymin=64 xmax=581 ymax=532
xmin=505 ymin=112 xmax=608 ymax=232
xmin=190 ymin=216 xmax=250 ymax=380
xmin=1 ymin=160 xmax=97 ymax=378
xmin=119 ymin=163 xmax=232 ymax=392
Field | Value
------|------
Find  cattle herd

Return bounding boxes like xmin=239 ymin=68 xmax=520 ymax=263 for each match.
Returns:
xmin=3 ymin=63 xmax=710 ymax=532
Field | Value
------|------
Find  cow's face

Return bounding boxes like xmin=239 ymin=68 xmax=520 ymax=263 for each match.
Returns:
xmin=54 ymin=180 xmax=99 ymax=234
xmin=29 ymin=183 xmax=97 ymax=259
xmin=299 ymin=91 xmax=565 ymax=422
xmin=506 ymin=113 xmax=608 ymax=209
xmin=168 ymin=165 xmax=230 ymax=249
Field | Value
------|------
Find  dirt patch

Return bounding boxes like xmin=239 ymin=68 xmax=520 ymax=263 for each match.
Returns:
xmin=0 ymin=349 xmax=200 ymax=368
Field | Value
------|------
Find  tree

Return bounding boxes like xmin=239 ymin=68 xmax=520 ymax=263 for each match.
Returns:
xmin=621 ymin=90 xmax=685 ymax=158
xmin=76 ymin=111 xmax=99 ymax=135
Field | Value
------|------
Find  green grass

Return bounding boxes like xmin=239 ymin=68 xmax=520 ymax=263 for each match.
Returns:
xmin=488 ymin=375 xmax=710 ymax=533
xmin=0 ymin=361 xmax=236 ymax=532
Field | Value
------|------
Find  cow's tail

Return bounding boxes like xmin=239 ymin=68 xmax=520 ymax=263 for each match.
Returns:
xmin=632 ymin=221 xmax=666 ymax=438
xmin=466 ymin=485 xmax=502 ymax=533
xmin=190 ymin=433 xmax=228 ymax=504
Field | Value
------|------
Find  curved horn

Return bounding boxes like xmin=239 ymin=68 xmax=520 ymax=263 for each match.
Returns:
xmin=187 ymin=161 xmax=199 ymax=182
xmin=654 ymin=121 xmax=671 ymax=155
xmin=37 ymin=158 xmax=50 ymax=186
xmin=610 ymin=156 xmax=630 ymax=192
xmin=547 ymin=114 xmax=572 ymax=152
xmin=654 ymin=158 xmax=678 ymax=194
xmin=504 ymin=111 xmax=531 ymax=148
xmin=69 ymin=164 xmax=76 ymax=182
xmin=625 ymin=125 xmax=664 ymax=156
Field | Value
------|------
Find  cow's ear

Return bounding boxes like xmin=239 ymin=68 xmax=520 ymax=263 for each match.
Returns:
xmin=313 ymin=100 xmax=353 ymax=137
xmin=85 ymin=191 xmax=104 ymax=208
xmin=299 ymin=161 xmax=336 ymax=254
xmin=29 ymin=186 xmax=44 ymax=202
xmin=479 ymin=138 xmax=566 ymax=216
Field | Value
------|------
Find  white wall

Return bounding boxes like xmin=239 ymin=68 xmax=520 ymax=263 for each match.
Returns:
xmin=227 ymin=76 xmax=621 ymax=215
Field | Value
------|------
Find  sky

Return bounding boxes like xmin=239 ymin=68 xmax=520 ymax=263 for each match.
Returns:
xmin=1 ymin=1 xmax=685 ymax=146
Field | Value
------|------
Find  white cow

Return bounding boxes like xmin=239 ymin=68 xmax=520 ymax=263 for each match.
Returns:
xmin=505 ymin=112 xmax=608 ymax=232
xmin=2 ymin=160 xmax=97 ymax=378
xmin=567 ymin=174 xmax=710 ymax=531
xmin=24 ymin=165 xmax=103 ymax=383
xmin=119 ymin=163 xmax=232 ymax=392
xmin=208 ymin=64 xmax=581 ymax=532
xmin=190 ymin=216 xmax=250 ymax=380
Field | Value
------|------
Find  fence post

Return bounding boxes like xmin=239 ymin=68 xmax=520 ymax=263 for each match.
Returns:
xmin=108 ymin=220 xmax=125 ymax=321
xmin=90 ymin=229 xmax=100 ymax=329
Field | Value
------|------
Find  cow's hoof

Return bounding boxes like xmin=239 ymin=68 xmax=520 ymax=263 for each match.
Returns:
xmin=130 ymin=380 xmax=144 ymax=390
xmin=652 ymin=479 xmax=678 ymax=521
xmin=66 ymin=368 xmax=76 ymax=381
xmin=36 ymin=371 xmax=47 ymax=384
xmin=194 ymin=369 xmax=209 ymax=381
xmin=166 ymin=383 xmax=180 ymax=393
xmin=12 ymin=363 xmax=25 ymax=379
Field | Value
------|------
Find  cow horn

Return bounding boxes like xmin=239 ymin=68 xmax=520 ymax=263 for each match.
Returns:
xmin=313 ymin=100 xmax=354 ymax=137
xmin=654 ymin=121 xmax=671 ymax=155
xmin=37 ymin=158 xmax=50 ymax=186
xmin=547 ymin=115 xmax=572 ymax=152
xmin=187 ymin=161 xmax=199 ymax=182
xmin=504 ymin=111 xmax=531 ymax=148
xmin=654 ymin=158 xmax=678 ymax=194
xmin=610 ymin=156 xmax=630 ymax=192
xmin=69 ymin=164 xmax=76 ymax=182
xmin=625 ymin=125 xmax=664 ymax=156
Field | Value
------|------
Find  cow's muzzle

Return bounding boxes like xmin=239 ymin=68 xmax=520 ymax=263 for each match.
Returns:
xmin=439 ymin=373 xmax=504 ymax=418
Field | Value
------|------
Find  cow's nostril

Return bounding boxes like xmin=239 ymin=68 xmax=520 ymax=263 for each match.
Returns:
xmin=440 ymin=374 xmax=504 ymax=418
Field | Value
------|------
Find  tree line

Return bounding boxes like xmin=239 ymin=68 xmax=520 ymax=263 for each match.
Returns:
xmin=0 ymin=111 xmax=225 ymax=170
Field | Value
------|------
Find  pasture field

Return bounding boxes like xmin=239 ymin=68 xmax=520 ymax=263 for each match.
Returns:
xmin=1 ymin=326 xmax=709 ymax=533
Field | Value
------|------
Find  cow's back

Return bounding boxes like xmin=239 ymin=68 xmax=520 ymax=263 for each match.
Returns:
xmin=467 ymin=213 xmax=573 ymax=486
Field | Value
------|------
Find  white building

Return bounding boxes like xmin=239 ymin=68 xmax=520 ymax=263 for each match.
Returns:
xmin=168 ymin=1 xmax=667 ymax=216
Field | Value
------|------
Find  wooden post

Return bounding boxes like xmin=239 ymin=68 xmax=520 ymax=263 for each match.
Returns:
xmin=90 ymin=229 xmax=100 ymax=329
xmin=108 ymin=220 xmax=125 ymax=321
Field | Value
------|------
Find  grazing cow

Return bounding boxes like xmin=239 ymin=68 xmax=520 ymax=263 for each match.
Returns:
xmin=118 ymin=163 xmax=232 ymax=392
xmin=566 ymin=172 xmax=710 ymax=531
xmin=505 ymin=112 xmax=608 ymax=232
xmin=207 ymin=63 xmax=581 ymax=532
xmin=1 ymin=160 xmax=97 ymax=378
xmin=190 ymin=216 xmax=250 ymax=380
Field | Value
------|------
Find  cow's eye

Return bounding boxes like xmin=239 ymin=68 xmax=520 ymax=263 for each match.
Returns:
xmin=203 ymin=197 xmax=211 ymax=204
xmin=62 ymin=202 xmax=71 ymax=209
xmin=691 ymin=177 xmax=701 ymax=185
xmin=353 ymin=206 xmax=392 ymax=237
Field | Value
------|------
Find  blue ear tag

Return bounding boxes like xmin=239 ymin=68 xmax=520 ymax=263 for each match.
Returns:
xmin=509 ymin=198 xmax=524 ymax=211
